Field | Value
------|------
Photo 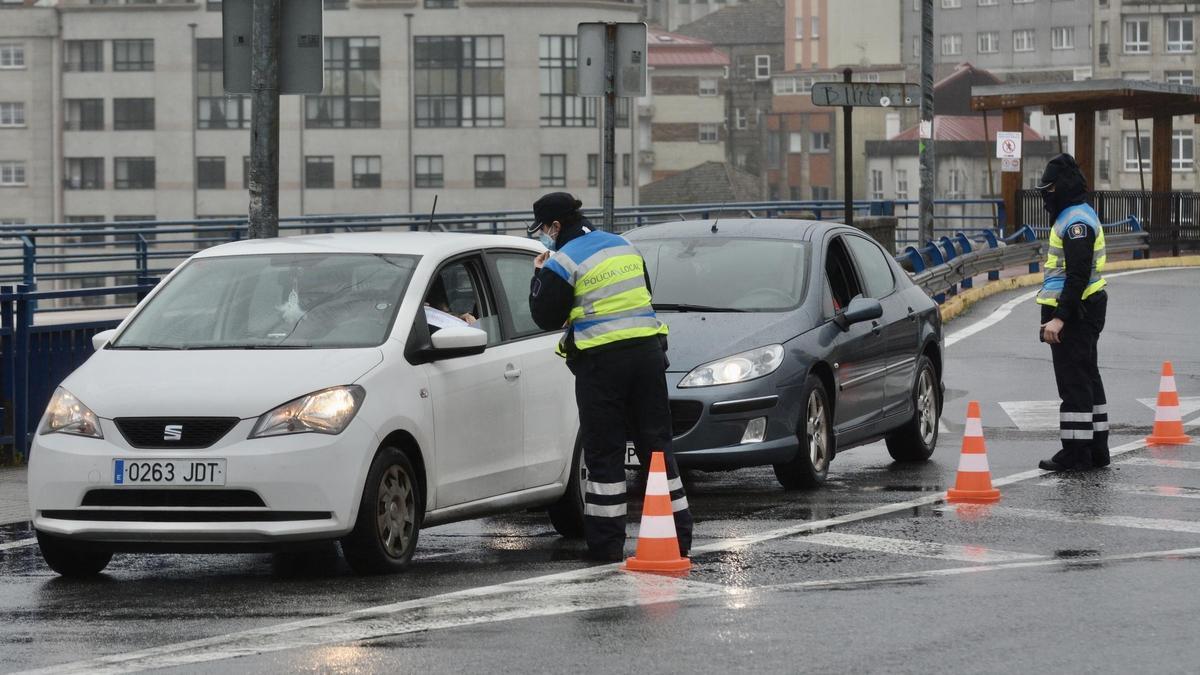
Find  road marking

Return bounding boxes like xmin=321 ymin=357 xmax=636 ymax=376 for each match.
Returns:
xmin=0 ymin=537 xmax=36 ymax=552
xmin=998 ymin=400 xmax=1061 ymax=431
xmin=798 ymin=532 xmax=1043 ymax=563
xmin=1119 ymin=457 xmax=1200 ymax=471
xmin=1037 ymin=478 xmax=1200 ymax=500
xmin=938 ymin=504 xmax=1200 ymax=535
xmin=1137 ymin=397 xmax=1200 ymax=419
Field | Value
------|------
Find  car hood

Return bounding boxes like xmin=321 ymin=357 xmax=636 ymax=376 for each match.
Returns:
xmin=659 ymin=310 xmax=813 ymax=373
xmin=61 ymin=348 xmax=385 ymax=419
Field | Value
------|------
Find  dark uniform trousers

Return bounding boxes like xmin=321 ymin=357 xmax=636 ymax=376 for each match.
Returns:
xmin=1043 ymin=291 xmax=1109 ymax=469
xmin=569 ymin=339 xmax=693 ymax=556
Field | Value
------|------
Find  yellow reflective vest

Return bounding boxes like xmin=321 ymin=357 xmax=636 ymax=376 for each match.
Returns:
xmin=1037 ymin=203 xmax=1107 ymax=307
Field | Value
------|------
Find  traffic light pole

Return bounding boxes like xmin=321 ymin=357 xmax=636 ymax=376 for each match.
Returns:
xmin=248 ymin=0 xmax=281 ymax=239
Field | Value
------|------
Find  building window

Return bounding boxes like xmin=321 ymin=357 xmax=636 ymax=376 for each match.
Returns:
xmin=114 ymin=158 xmax=155 ymax=190
xmin=794 ymin=17 xmax=804 ymax=39
xmin=912 ymin=36 xmax=920 ymax=60
xmin=113 ymin=98 xmax=155 ymax=130
xmin=587 ymin=154 xmax=598 ymax=187
xmin=65 ymin=158 xmax=104 ymax=190
xmin=811 ymin=131 xmax=831 ymax=153
xmin=197 ymin=157 xmax=225 ymax=190
xmin=305 ymin=156 xmax=334 ymax=189
xmin=1173 ymin=131 xmax=1195 ymax=171
xmin=1166 ymin=70 xmax=1194 ymax=86
xmin=0 ymin=102 xmax=24 ymax=127
xmin=64 ymin=40 xmax=103 ymax=72
xmin=539 ymin=36 xmax=594 ymax=128
xmin=1099 ymin=137 xmax=1111 ymax=181
xmin=895 ymin=169 xmax=909 ymax=200
xmin=978 ymin=0 xmax=998 ymax=6
xmin=1051 ymin=27 xmax=1074 ymax=50
xmin=424 ymin=0 xmax=456 ymax=6
xmin=113 ymin=39 xmax=154 ymax=72
xmin=1013 ymin=30 xmax=1035 ymax=52
xmin=941 ymin=34 xmax=962 ymax=56
xmin=1123 ymin=19 xmax=1150 ymax=54
xmin=734 ymin=108 xmax=747 ymax=130
xmin=812 ymin=186 xmax=831 ymax=200
xmin=946 ymin=169 xmax=965 ymax=198
xmin=306 ymin=37 xmax=381 ymax=129
xmin=0 ymin=219 xmax=26 ymax=226
xmin=977 ymin=32 xmax=999 ymax=53
xmin=414 ymin=155 xmax=443 ymax=188
xmin=1013 ymin=0 xmax=1033 ymax=4
xmin=0 ymin=44 xmax=24 ymax=69
xmin=0 ymin=161 xmax=26 ymax=187
xmin=754 ymin=55 xmax=771 ymax=80
xmin=789 ymin=132 xmax=802 ymax=153
xmin=698 ymin=77 xmax=719 ymax=96
xmin=197 ymin=38 xmax=250 ymax=129
xmin=415 ymin=36 xmax=504 ymax=128
xmin=352 ymin=156 xmax=381 ymax=188
xmin=811 ymin=16 xmax=820 ymax=39
xmin=1123 ymin=132 xmax=1150 ymax=171
xmin=870 ymin=170 xmax=884 ymax=199
xmin=622 ymin=154 xmax=631 ymax=187
xmin=1167 ymin=17 xmax=1194 ymax=53
xmin=941 ymin=0 xmax=961 ymax=7
xmin=475 ymin=155 xmax=505 ymax=187
xmin=65 ymin=99 xmax=104 ymax=130
xmin=324 ymin=0 xmax=348 ymax=8
xmin=699 ymin=123 xmax=720 ymax=143
xmin=540 ymin=154 xmax=566 ymax=187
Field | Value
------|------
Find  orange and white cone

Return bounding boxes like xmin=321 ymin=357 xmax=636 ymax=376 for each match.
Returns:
xmin=1147 ymin=361 xmax=1192 ymax=446
xmin=624 ymin=451 xmax=691 ymax=575
xmin=946 ymin=401 xmax=1001 ymax=504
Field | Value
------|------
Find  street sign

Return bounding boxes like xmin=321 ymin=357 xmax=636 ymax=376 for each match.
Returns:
xmin=223 ymin=0 xmax=324 ymax=95
xmin=996 ymin=131 xmax=1023 ymax=160
xmin=577 ymin=22 xmax=647 ymax=98
xmin=811 ymin=82 xmax=919 ymax=108
xmin=1001 ymin=158 xmax=1021 ymax=173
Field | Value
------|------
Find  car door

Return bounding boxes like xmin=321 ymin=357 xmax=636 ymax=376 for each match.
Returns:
xmin=485 ymin=249 xmax=577 ymax=490
xmin=842 ymin=234 xmax=919 ymax=420
xmin=420 ymin=255 xmax=526 ymax=508
xmin=823 ymin=234 xmax=888 ymax=434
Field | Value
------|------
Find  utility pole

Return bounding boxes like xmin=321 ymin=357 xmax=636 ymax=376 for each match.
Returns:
xmin=602 ymin=22 xmax=617 ymax=230
xmin=918 ymin=0 xmax=935 ymax=244
xmin=248 ymin=0 xmax=281 ymax=239
xmin=842 ymin=68 xmax=853 ymax=226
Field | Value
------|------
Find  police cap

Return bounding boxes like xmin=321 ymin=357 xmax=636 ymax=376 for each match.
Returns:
xmin=528 ymin=192 xmax=583 ymax=234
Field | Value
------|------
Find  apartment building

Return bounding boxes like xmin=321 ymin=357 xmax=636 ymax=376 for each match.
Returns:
xmin=643 ymin=0 xmax=752 ymax=32
xmin=0 ymin=5 xmax=58 ymax=227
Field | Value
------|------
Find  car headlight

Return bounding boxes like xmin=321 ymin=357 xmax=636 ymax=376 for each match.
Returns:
xmin=40 ymin=387 xmax=103 ymax=438
xmin=678 ymin=345 xmax=786 ymax=388
xmin=249 ymin=385 xmax=366 ymax=438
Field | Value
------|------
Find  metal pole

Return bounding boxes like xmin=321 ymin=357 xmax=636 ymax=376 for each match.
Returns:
xmin=1054 ymin=113 xmax=1064 ymax=154
xmin=842 ymin=68 xmax=853 ymax=226
xmin=405 ymin=12 xmax=414 ymax=214
xmin=631 ymin=97 xmax=639 ymax=206
xmin=189 ymin=23 xmax=198 ymax=220
xmin=918 ymin=0 xmax=935 ymax=244
xmin=602 ymin=22 xmax=617 ymax=231
xmin=1134 ymin=117 xmax=1146 ymax=193
xmin=983 ymin=111 xmax=997 ymax=223
xmin=248 ymin=0 xmax=281 ymax=239
xmin=779 ymin=113 xmax=789 ymax=200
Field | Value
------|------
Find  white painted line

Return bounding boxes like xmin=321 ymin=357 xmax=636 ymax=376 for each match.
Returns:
xmin=0 ymin=537 xmax=37 ymax=552
xmin=938 ymin=504 xmax=1200 ymax=535
xmin=1119 ymin=457 xmax=1200 ymax=471
xmin=1137 ymin=397 xmax=1200 ymax=419
xmin=1037 ymin=479 xmax=1200 ymax=500
xmin=799 ymin=532 xmax=1044 ymax=564
xmin=998 ymin=400 xmax=1061 ymax=431
xmin=945 ymin=289 xmax=1038 ymax=348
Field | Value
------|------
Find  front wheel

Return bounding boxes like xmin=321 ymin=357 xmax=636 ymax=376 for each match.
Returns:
xmin=885 ymin=355 xmax=941 ymax=462
xmin=37 ymin=531 xmax=112 ymax=578
xmin=547 ymin=436 xmax=587 ymax=538
xmin=341 ymin=447 xmax=422 ymax=575
xmin=774 ymin=375 xmax=833 ymax=490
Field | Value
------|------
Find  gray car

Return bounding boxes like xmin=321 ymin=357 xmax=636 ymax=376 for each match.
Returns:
xmin=625 ymin=218 xmax=944 ymax=489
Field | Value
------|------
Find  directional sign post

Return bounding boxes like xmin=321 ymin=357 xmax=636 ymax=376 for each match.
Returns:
xmin=812 ymin=79 xmax=919 ymax=227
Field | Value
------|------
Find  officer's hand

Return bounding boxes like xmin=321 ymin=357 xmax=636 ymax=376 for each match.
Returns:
xmin=534 ymin=251 xmax=551 ymax=269
xmin=1041 ymin=318 xmax=1064 ymax=344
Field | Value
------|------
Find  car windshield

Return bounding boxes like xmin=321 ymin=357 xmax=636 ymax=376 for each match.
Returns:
xmin=112 ymin=253 xmax=419 ymax=350
xmin=637 ymin=237 xmax=810 ymax=311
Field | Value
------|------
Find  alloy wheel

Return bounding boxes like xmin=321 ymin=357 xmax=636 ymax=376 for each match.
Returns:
xmin=376 ymin=465 xmax=416 ymax=558
xmin=917 ymin=368 xmax=937 ymax=447
xmin=807 ymin=390 xmax=829 ymax=471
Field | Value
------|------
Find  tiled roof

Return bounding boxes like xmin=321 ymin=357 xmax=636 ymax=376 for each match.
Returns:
xmin=674 ymin=0 xmax=785 ymax=46
xmin=640 ymin=162 xmax=765 ymax=205
xmin=890 ymin=115 xmax=1044 ymax=142
xmin=649 ymin=29 xmax=730 ymax=67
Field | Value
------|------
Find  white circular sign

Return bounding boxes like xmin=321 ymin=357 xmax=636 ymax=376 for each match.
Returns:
xmin=879 ymin=96 xmax=891 ymax=107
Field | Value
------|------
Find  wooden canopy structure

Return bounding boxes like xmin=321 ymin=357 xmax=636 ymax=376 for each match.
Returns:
xmin=971 ymin=79 xmax=1200 ymax=232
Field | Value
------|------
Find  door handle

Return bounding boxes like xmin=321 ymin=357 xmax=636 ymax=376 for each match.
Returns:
xmin=504 ymin=365 xmax=522 ymax=381
xmin=907 ymin=306 xmax=917 ymax=321
xmin=871 ymin=321 xmax=882 ymax=337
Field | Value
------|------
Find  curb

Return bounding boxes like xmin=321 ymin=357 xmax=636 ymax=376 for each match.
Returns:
xmin=939 ymin=255 xmax=1200 ymax=324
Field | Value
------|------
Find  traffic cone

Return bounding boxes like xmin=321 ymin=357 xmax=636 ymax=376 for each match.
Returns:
xmin=624 ymin=451 xmax=691 ymax=575
xmin=946 ymin=401 xmax=1001 ymax=504
xmin=1146 ymin=361 xmax=1192 ymax=446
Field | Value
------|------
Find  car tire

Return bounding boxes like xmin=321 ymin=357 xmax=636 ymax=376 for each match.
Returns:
xmin=885 ymin=354 xmax=941 ymax=462
xmin=774 ymin=374 xmax=833 ymax=490
xmin=341 ymin=447 xmax=422 ymax=575
xmin=547 ymin=436 xmax=587 ymax=539
xmin=36 ymin=531 xmax=112 ymax=578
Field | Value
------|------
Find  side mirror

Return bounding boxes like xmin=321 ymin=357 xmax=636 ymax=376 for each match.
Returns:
xmin=428 ymin=326 xmax=488 ymax=359
xmin=92 ymin=328 xmax=117 ymax=351
xmin=834 ymin=296 xmax=883 ymax=331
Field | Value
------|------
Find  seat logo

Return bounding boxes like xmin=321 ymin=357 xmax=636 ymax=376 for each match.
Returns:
xmin=163 ymin=424 xmax=184 ymax=441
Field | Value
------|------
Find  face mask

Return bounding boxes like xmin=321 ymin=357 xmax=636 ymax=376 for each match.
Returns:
xmin=538 ymin=229 xmax=557 ymax=251
xmin=1041 ymin=188 xmax=1056 ymax=215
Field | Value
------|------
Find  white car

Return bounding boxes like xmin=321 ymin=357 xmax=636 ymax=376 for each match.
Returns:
xmin=27 ymin=233 xmax=585 ymax=577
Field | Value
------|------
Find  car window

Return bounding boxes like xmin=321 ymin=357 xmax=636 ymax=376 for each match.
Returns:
xmin=843 ymin=235 xmax=896 ymax=299
xmin=825 ymin=236 xmax=863 ymax=311
xmin=489 ymin=252 xmax=546 ymax=339
xmin=424 ymin=258 xmax=500 ymax=346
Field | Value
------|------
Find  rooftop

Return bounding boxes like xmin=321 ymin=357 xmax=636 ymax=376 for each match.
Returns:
xmin=639 ymin=162 xmax=765 ymax=206
xmin=890 ymin=115 xmax=1044 ymax=142
xmin=648 ymin=29 xmax=730 ymax=68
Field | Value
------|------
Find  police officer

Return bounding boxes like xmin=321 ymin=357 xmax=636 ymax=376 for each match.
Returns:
xmin=527 ymin=192 xmax=693 ymax=562
xmin=1036 ymin=154 xmax=1109 ymax=472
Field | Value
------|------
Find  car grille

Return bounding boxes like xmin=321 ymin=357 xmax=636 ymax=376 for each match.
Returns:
xmin=114 ymin=417 xmax=239 ymax=449
xmin=670 ymin=400 xmax=704 ymax=438
xmin=82 ymin=489 xmax=265 ymax=508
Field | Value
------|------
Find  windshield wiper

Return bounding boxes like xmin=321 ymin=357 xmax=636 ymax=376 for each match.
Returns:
xmin=653 ymin=303 xmax=747 ymax=313
xmin=179 ymin=344 xmax=316 ymax=350
xmin=108 ymin=345 xmax=181 ymax=350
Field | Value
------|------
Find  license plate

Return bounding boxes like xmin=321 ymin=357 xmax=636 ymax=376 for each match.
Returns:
xmin=625 ymin=442 xmax=640 ymax=468
xmin=113 ymin=459 xmax=226 ymax=486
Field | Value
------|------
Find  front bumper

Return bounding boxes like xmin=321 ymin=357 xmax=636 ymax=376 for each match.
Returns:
xmin=666 ymin=374 xmax=803 ymax=470
xmin=27 ymin=417 xmax=378 ymax=545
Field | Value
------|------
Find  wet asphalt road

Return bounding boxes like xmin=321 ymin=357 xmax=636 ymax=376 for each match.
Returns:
xmin=2 ymin=268 xmax=1199 ymax=674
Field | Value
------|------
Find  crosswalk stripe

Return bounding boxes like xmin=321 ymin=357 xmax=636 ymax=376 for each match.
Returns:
xmin=1036 ymin=479 xmax=1200 ymax=500
xmin=1119 ymin=457 xmax=1200 ymax=471
xmin=999 ymin=400 xmax=1062 ymax=431
xmin=938 ymin=504 xmax=1200 ymax=535
xmin=1137 ymin=396 xmax=1200 ymax=419
xmin=0 ymin=538 xmax=36 ymax=552
xmin=799 ymin=532 xmax=1043 ymax=563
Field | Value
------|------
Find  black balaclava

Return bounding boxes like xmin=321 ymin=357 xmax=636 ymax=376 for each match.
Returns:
xmin=1038 ymin=153 xmax=1088 ymax=217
